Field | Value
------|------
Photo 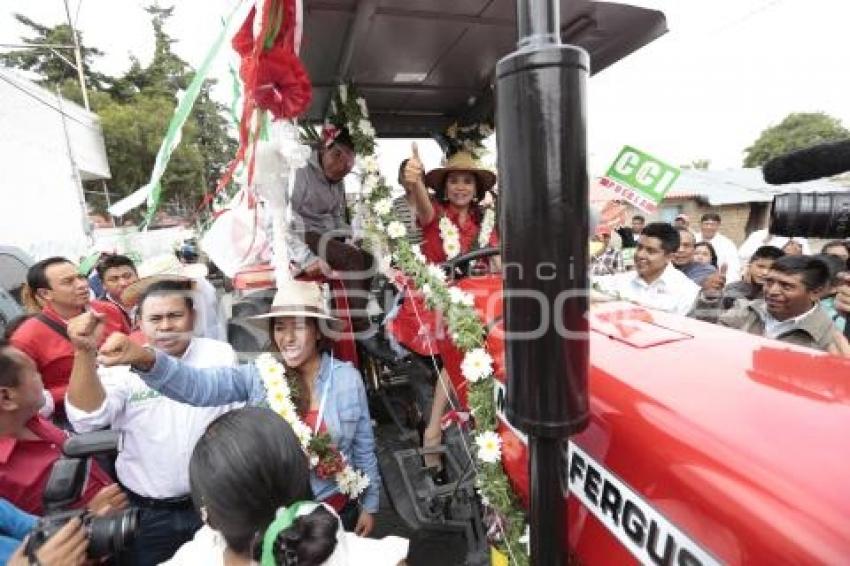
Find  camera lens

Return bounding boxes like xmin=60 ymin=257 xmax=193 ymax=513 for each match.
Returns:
xmin=771 ymin=192 xmax=850 ymax=237
xmin=86 ymin=508 xmax=139 ymax=559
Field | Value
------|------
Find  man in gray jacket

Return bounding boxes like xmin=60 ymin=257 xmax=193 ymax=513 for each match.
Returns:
xmin=286 ymin=128 xmax=392 ymax=357
xmin=692 ymin=255 xmax=838 ymax=351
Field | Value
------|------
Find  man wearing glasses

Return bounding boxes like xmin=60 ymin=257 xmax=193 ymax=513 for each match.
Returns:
xmin=287 ymin=128 xmax=390 ymax=355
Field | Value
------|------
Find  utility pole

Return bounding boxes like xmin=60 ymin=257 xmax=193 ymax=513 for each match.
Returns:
xmin=63 ymin=0 xmax=90 ymax=111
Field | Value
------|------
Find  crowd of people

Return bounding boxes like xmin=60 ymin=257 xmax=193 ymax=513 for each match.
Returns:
xmin=591 ymin=210 xmax=850 ymax=353
xmin=3 ymin=122 xmax=850 ymax=565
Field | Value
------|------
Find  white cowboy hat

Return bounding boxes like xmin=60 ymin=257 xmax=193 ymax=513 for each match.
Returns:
xmin=249 ymin=279 xmax=337 ymax=324
xmin=137 ymin=253 xmax=209 ymax=280
xmin=120 ymin=254 xmax=208 ymax=308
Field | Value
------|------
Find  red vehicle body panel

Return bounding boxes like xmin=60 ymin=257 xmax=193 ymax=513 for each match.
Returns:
xmin=456 ymin=276 xmax=850 ymax=564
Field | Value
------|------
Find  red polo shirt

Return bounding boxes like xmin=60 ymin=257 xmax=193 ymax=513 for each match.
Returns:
xmin=0 ymin=416 xmax=113 ymax=515
xmin=419 ymin=200 xmax=499 ymax=264
xmin=9 ymin=301 xmax=130 ymax=407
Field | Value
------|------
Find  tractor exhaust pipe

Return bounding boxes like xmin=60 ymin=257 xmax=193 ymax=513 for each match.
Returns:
xmin=496 ymin=1 xmax=590 ymax=563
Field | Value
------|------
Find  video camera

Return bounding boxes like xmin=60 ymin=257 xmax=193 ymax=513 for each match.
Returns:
xmin=764 ymin=139 xmax=850 ymax=237
xmin=25 ymin=430 xmax=138 ymax=561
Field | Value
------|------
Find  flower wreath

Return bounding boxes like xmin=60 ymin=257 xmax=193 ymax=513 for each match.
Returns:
xmin=255 ymin=353 xmax=370 ymax=498
xmin=440 ymin=120 xmax=495 ymax=161
xmin=329 ymin=83 xmax=529 ymax=564
xmin=438 ymin=206 xmax=497 ymax=260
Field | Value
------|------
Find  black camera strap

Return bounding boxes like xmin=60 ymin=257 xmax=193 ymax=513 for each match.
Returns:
xmin=35 ymin=314 xmax=70 ymax=341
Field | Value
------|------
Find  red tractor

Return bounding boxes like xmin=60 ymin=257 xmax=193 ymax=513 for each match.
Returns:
xmin=221 ymin=1 xmax=850 ymax=564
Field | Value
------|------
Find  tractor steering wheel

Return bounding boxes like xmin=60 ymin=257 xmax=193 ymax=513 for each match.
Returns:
xmin=441 ymin=246 xmax=500 ymax=279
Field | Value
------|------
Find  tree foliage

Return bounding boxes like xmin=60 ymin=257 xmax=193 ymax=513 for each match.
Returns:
xmin=0 ymin=14 xmax=111 ymax=91
xmin=1 ymin=7 xmax=236 ymax=222
xmin=743 ymin=112 xmax=850 ymax=167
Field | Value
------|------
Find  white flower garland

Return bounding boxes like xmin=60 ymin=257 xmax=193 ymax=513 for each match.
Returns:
xmin=255 ymin=354 xmax=370 ymax=498
xmin=439 ymin=216 xmax=462 ymax=259
xmin=478 ymin=207 xmax=496 ymax=249
xmin=438 ymin=205 xmax=496 ymax=261
xmin=336 ymin=85 xmax=529 ymax=564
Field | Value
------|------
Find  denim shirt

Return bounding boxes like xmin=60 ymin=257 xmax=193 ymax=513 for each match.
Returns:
xmin=138 ymin=351 xmax=381 ymax=513
xmin=0 ymin=498 xmax=37 ymax=563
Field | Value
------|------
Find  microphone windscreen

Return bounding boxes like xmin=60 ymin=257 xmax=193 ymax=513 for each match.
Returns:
xmin=762 ymin=139 xmax=850 ymax=185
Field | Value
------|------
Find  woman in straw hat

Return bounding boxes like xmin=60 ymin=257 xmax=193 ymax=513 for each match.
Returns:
xmin=396 ymin=145 xmax=500 ymax=472
xmin=401 ymin=144 xmax=499 ymax=264
xmin=85 ymin=279 xmax=381 ymax=536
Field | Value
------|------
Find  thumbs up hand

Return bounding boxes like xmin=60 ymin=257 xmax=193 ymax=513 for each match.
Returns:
xmin=402 ymin=142 xmax=425 ymax=190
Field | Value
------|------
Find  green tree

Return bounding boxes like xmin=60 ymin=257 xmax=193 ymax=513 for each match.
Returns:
xmin=2 ymin=7 xmax=236 ymax=221
xmin=0 ymin=13 xmax=111 ymax=92
xmin=744 ymin=112 xmax=850 ymax=167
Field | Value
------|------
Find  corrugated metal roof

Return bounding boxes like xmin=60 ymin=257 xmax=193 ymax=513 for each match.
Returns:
xmin=667 ymin=168 xmax=848 ymax=206
xmin=592 ymin=169 xmax=848 ymax=206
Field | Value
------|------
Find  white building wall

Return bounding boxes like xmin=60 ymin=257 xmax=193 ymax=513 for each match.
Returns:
xmin=0 ymin=68 xmax=110 ymax=260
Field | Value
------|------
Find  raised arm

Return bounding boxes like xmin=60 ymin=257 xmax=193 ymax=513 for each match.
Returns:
xmin=402 ymin=142 xmax=435 ymax=226
xmin=96 ymin=332 xmax=265 ymax=407
xmin=66 ymin=313 xmax=108 ymax=412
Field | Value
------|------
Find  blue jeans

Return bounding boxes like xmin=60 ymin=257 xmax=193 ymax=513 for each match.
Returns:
xmin=126 ymin=504 xmax=202 ymax=566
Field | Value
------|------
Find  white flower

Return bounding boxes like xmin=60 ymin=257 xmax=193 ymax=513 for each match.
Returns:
xmin=444 ymin=239 xmax=461 ymax=258
xmin=411 ymin=244 xmax=426 ymax=263
xmin=310 ymin=455 xmax=320 ymax=468
xmin=358 ymin=119 xmax=375 ymax=138
xmin=478 ymin=489 xmax=491 ymax=507
xmin=336 ymin=467 xmax=370 ymax=497
xmin=474 ymin=430 xmax=502 ymax=463
xmin=373 ymin=198 xmax=392 ymax=216
xmin=357 ymin=97 xmax=369 ymax=117
xmin=386 ymin=221 xmax=407 ymax=240
xmin=427 ymin=264 xmax=447 ymax=283
xmin=461 ymin=348 xmax=493 ymax=382
xmin=362 ymin=175 xmax=377 ymax=195
xmin=338 ymin=84 xmax=348 ymax=103
xmin=421 ymin=283 xmax=433 ymax=298
xmin=519 ymin=525 xmax=530 ymax=554
xmin=363 ymin=156 xmax=379 ymax=174
xmin=448 ymin=287 xmax=474 ymax=307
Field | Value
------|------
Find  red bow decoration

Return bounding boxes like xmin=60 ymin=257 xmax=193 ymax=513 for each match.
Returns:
xmin=441 ymin=410 xmax=471 ymax=431
xmin=233 ymin=3 xmax=311 ymax=120
xmin=199 ymin=0 xmax=312 ymax=217
xmin=321 ymin=124 xmax=340 ymax=147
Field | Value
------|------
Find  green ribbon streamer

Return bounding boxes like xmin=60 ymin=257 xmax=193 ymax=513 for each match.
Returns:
xmin=142 ymin=5 xmax=240 ymax=227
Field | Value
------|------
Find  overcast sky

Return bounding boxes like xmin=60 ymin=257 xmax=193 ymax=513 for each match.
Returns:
xmin=2 ymin=0 xmax=849 ymax=178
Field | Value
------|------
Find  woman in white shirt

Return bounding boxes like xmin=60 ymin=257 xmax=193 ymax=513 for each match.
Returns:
xmin=162 ymin=407 xmax=407 ymax=566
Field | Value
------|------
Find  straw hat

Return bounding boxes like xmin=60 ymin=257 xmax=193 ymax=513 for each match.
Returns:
xmin=248 ymin=280 xmax=337 ymax=325
xmin=120 ymin=254 xmax=207 ymax=308
xmin=424 ymin=151 xmax=496 ymax=201
xmin=137 ymin=254 xmax=209 ymax=280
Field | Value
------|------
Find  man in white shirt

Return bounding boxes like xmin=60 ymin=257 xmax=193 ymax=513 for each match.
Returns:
xmin=737 ymin=229 xmax=811 ymax=266
xmin=65 ymin=278 xmax=241 ymax=565
xmin=695 ymin=213 xmax=742 ymax=283
xmin=594 ymin=222 xmax=700 ymax=315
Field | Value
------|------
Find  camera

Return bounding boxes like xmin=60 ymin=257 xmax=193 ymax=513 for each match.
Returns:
xmin=25 ymin=430 xmax=138 ymax=560
xmin=770 ymin=192 xmax=850 ymax=238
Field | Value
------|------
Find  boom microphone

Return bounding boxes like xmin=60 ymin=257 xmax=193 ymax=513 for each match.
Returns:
xmin=762 ymin=139 xmax=850 ymax=185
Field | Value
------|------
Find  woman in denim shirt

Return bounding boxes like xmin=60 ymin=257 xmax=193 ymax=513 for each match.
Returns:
xmin=83 ymin=280 xmax=380 ymax=536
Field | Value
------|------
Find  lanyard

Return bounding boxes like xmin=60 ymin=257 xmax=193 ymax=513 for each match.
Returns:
xmin=313 ymin=356 xmax=336 ymax=434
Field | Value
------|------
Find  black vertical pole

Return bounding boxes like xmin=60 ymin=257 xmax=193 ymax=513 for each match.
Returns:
xmin=496 ymin=1 xmax=590 ymax=564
